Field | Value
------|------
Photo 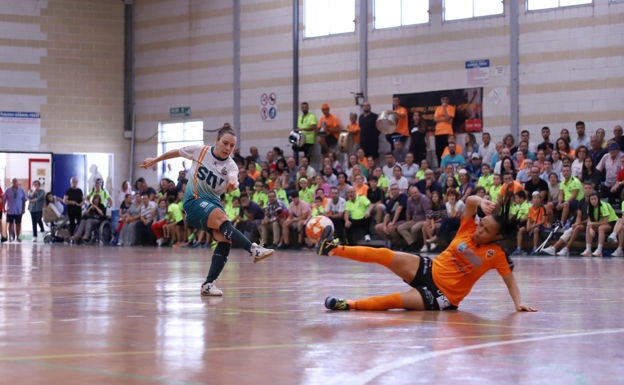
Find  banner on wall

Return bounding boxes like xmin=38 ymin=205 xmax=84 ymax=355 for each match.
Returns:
xmin=394 ymin=87 xmax=483 ymax=134
xmin=0 ymin=111 xmax=41 ymax=151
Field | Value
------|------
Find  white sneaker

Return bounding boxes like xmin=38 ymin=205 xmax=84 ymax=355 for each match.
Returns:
xmin=420 ymin=245 xmax=429 ymax=253
xmin=250 ymin=241 xmax=274 ymax=263
xmin=581 ymin=248 xmax=592 ymax=257
xmin=612 ymin=248 xmax=624 ymax=257
xmin=429 ymin=243 xmax=438 ymax=251
xmin=556 ymin=247 xmax=569 ymax=257
xmin=543 ymin=246 xmax=557 ymax=256
xmin=156 ymin=238 xmax=163 ymax=247
xmin=607 ymin=233 xmax=618 ymax=244
xmin=592 ymin=249 xmax=603 ymax=257
xmin=201 ymin=282 xmax=223 ymax=296
xmin=364 ymin=234 xmax=371 ymax=242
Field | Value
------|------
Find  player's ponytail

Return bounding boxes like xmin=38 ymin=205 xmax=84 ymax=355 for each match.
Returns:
xmin=217 ymin=123 xmax=236 ymax=140
xmin=492 ymin=192 xmax=521 ymax=240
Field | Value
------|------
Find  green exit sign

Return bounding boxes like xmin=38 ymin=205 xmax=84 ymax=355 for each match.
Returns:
xmin=170 ymin=107 xmax=191 ymax=118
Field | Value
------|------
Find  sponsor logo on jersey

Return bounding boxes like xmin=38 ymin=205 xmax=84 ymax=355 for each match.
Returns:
xmin=197 ymin=166 xmax=226 ymax=189
xmin=486 ymin=249 xmax=495 ymax=259
xmin=221 ymin=167 xmax=227 ymax=175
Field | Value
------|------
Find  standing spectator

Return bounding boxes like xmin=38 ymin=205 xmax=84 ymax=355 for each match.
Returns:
xmin=325 ymin=187 xmax=347 ymax=243
xmin=385 ymin=96 xmax=409 ymax=145
xmin=88 ymin=179 xmax=113 ymax=207
xmin=293 ymin=102 xmax=317 ymax=162
xmin=397 ymin=186 xmax=430 ymax=252
xmin=344 ymin=186 xmax=373 ymax=245
xmin=519 ymin=130 xmax=537 ymax=153
xmin=537 ymin=126 xmax=554 ymax=155
xmin=597 ymin=142 xmax=623 ymax=204
xmin=27 ymin=181 xmax=45 ymax=242
xmin=589 ymin=135 xmax=607 ymax=166
xmin=408 ymin=111 xmax=427 ymax=164
xmin=462 ymin=133 xmax=479 ymax=159
xmin=375 ymin=184 xmax=407 ymax=249
xmin=260 ymin=191 xmax=288 ymax=248
xmin=70 ymin=194 xmax=106 ymax=243
xmin=440 ymin=143 xmax=466 ymax=172
xmin=570 ymin=121 xmax=590 ymax=150
xmin=317 ymin=104 xmax=341 ymax=155
xmin=0 ymin=184 xmax=4 ymax=242
xmin=609 ymin=125 xmax=624 ymax=154
xmin=135 ymin=194 xmax=157 ymax=246
xmin=433 ymin=95 xmax=455 ymax=163
xmin=401 ymin=152 xmax=419 ymax=184
xmin=346 ymin=112 xmax=361 ymax=152
xmin=3 ymin=178 xmax=27 ymax=242
xmin=478 ymin=132 xmax=496 ymax=165
xmin=358 ymin=102 xmax=379 ymax=161
xmin=64 ymin=177 xmax=84 ymax=236
xmin=163 ymin=163 xmax=176 ymax=182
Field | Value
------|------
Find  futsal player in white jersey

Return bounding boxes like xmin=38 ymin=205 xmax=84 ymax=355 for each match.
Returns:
xmin=141 ymin=125 xmax=274 ymax=296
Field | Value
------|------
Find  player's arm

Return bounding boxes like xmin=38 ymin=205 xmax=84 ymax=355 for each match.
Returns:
xmin=464 ymin=195 xmax=495 ymax=221
xmin=567 ymin=188 xmax=579 ymax=202
xmin=502 ymin=272 xmax=537 ymax=312
xmin=140 ymin=149 xmax=181 ymax=169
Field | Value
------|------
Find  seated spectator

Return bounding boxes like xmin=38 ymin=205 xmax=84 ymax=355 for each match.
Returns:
xmin=493 ymin=148 xmax=511 ymax=174
xmin=345 ymin=154 xmax=361 ymax=180
xmin=498 ymin=156 xmax=517 ymax=180
xmin=571 ymin=146 xmax=588 ymax=178
xmin=510 ymin=190 xmax=531 ymax=255
xmin=279 ymin=191 xmax=311 ymax=249
xmin=516 ymin=191 xmax=547 ymax=255
xmin=415 ymin=169 xmax=443 ymax=200
xmin=514 ymin=140 xmax=537 ymax=162
xmin=537 ymin=126 xmax=555 ymax=155
xmin=597 ymin=142 xmax=623 ymax=205
xmin=490 ymin=141 xmax=504 ymax=168
xmin=325 ymin=187 xmax=346 ymax=243
xmin=272 ymin=179 xmax=290 ymax=207
xmin=313 ymin=174 xmax=331 ymax=197
xmin=438 ymin=164 xmax=457 ymax=185
xmin=498 ymin=172 xmax=524 ymax=206
xmin=371 ymin=166 xmax=389 ymax=195
xmin=315 ymin=188 xmax=329 ymax=209
xmin=267 ymin=170 xmax=278 ymax=190
xmin=441 ymin=134 xmax=463 ymax=158
xmin=325 ymin=152 xmax=341 ymax=173
xmin=247 ymin=161 xmax=260 ymax=180
xmin=349 ymin=164 xmax=367 ymax=185
xmin=477 ymin=163 xmax=493 ymax=193
xmin=547 ymin=173 xmax=561 ymax=203
xmin=582 ymin=191 xmax=618 ymax=257
xmin=136 ymin=178 xmax=156 ymax=201
xmin=366 ymin=176 xmax=385 ymax=224
xmin=465 ymin=154 xmax=483 ymax=181
xmin=321 ymin=164 xmax=338 ymax=187
xmin=540 ymin=158 xmax=559 ymax=182
xmin=336 ymin=172 xmax=350 ymax=200
xmin=440 ymin=143 xmax=466 ymax=172
xmin=426 ymin=188 xmax=465 ymax=250
xmin=366 ymin=156 xmax=377 ymax=177
xmin=489 ymin=174 xmax=503 ymax=202
xmin=520 ymin=130 xmax=538 ymax=153
xmin=503 ymin=134 xmax=517 ymax=155
xmin=374 ymin=184 xmax=407 ymax=249
xmin=392 ymin=139 xmax=408 ymax=164
xmin=70 ymin=194 xmax=106 ymax=243
xmin=298 ymin=178 xmax=314 ymax=205
xmin=161 ymin=195 xmax=184 ymax=246
xmin=420 ymin=190 xmax=446 ymax=252
xmin=275 ymin=158 xmax=287 ymax=174
xmin=462 ymin=133 xmax=479 ymax=159
xmin=311 ymin=196 xmax=326 ymax=219
xmin=382 ymin=152 xmax=398 ymax=180
xmin=534 ymin=149 xmax=546 ymax=172
xmin=296 ymin=166 xmax=308 ymax=190
xmin=607 ymin=217 xmax=624 ymax=257
xmin=353 ymin=174 xmax=369 ymax=197
xmin=397 ymin=186 xmax=430 ymax=252
xmin=88 ymin=179 xmax=113 ymax=207
xmin=546 ymin=165 xmax=583 ymax=229
xmin=151 ymin=198 xmax=168 ymax=246
xmin=236 ymin=194 xmax=264 ymax=241
xmin=475 ymin=186 xmax=486 ymax=198
xmin=317 ymin=104 xmax=341 ymax=155
xmin=238 ymin=168 xmax=255 ymax=193
xmin=261 ymin=191 xmax=289 ymax=248
xmin=259 ymin=169 xmax=270 ymax=184
xmin=390 ymin=165 xmax=408 ymax=194
xmin=356 ymin=148 xmax=367 ymax=170
xmin=414 ymin=159 xmax=430 ymax=182
xmin=556 ymin=137 xmax=575 ymax=160
xmin=252 ymin=181 xmax=268 ymax=208
xmin=570 ymin=121 xmax=590 ymax=150
xmin=515 ymin=159 xmax=533 ymax=184
xmin=589 ymin=135 xmax=607 ymax=166
xmin=524 ymin=166 xmax=549 ymax=202
xmin=43 ymin=192 xmax=65 ymax=225
xmin=580 ymin=156 xmax=602 ymax=192
xmin=401 ymin=152 xmax=419 ymax=184
xmin=551 ymin=150 xmax=563 ymax=174
xmin=457 ymin=169 xmax=475 ymax=203
xmin=135 ymin=193 xmax=157 ymax=246
xmin=175 ymin=171 xmax=186 ymax=191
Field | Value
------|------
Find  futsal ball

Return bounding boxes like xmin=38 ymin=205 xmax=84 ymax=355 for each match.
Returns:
xmin=305 ymin=215 xmax=334 ymax=243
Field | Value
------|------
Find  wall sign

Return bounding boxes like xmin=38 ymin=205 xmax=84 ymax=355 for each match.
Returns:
xmin=0 ymin=111 xmax=41 ymax=151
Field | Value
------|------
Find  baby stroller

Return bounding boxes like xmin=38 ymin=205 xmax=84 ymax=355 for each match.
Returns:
xmin=43 ymin=216 xmax=72 ymax=244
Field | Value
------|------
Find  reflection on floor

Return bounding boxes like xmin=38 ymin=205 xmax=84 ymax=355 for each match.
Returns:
xmin=0 ymin=244 xmax=623 ymax=385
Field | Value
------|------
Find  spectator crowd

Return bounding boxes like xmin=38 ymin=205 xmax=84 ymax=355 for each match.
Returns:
xmin=1 ymin=98 xmax=623 ymax=258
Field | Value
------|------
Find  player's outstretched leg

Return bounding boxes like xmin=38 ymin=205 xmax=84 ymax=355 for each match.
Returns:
xmin=201 ymin=241 xmax=230 ymax=296
xmin=325 ymin=289 xmax=425 ymax=311
xmin=209 ymin=209 xmax=274 ymax=263
xmin=317 ymin=225 xmax=394 ymax=267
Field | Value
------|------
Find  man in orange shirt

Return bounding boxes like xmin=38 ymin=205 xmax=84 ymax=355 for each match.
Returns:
xmin=317 ymin=103 xmax=342 ymax=155
xmin=317 ymin=195 xmax=536 ymax=312
xmin=386 ymin=96 xmax=408 ymax=146
xmin=434 ymin=95 xmax=456 ymax=163
xmin=498 ymin=172 xmax=524 ymax=206
xmin=441 ymin=134 xmax=464 ymax=158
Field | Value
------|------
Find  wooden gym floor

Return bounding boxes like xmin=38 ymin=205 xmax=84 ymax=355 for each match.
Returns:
xmin=0 ymin=244 xmax=623 ymax=385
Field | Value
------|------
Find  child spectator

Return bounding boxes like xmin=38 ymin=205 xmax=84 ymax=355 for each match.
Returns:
xmin=510 ymin=190 xmax=531 ymax=255
xmin=517 ymin=192 xmax=547 ymax=255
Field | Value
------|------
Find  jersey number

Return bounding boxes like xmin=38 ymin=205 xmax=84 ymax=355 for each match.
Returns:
xmin=197 ymin=166 xmax=225 ymax=189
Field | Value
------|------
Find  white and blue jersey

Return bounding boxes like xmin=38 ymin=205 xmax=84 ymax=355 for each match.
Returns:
xmin=179 ymin=145 xmax=239 ymax=231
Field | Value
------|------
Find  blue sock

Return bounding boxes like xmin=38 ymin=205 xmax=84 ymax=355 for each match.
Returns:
xmin=203 ymin=242 xmax=231 ymax=284
xmin=219 ymin=220 xmax=252 ymax=252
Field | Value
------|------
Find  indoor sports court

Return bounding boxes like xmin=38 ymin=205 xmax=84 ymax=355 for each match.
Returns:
xmin=1 ymin=245 xmax=623 ymax=384
xmin=1 ymin=0 xmax=624 ymax=384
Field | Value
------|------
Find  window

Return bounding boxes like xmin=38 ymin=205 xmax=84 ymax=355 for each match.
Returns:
xmin=304 ymin=0 xmax=355 ymax=38
xmin=444 ymin=0 xmax=503 ymax=21
xmin=374 ymin=0 xmax=429 ymax=29
xmin=158 ymin=121 xmax=203 ymax=178
xmin=527 ymin=0 xmax=592 ymax=10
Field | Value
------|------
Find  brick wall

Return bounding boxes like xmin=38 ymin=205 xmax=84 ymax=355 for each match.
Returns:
xmin=0 ymin=0 xmax=127 ymax=192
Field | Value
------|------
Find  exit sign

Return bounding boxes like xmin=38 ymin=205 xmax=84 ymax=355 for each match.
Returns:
xmin=170 ymin=107 xmax=191 ymax=119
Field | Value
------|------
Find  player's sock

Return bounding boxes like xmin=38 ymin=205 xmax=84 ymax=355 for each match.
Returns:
xmin=331 ymin=245 xmax=395 ymax=267
xmin=203 ymin=242 xmax=231 ymax=284
xmin=219 ymin=221 xmax=252 ymax=252
xmin=353 ymin=293 xmax=403 ymax=310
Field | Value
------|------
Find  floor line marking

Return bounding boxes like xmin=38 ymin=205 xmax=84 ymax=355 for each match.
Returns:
xmin=341 ymin=328 xmax=624 ymax=385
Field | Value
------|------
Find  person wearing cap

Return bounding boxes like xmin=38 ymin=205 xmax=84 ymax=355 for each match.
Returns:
xmin=317 ymin=103 xmax=342 ymax=155
xmin=433 ymin=94 xmax=456 ymax=163
xmin=385 ymin=96 xmax=409 ymax=146
xmin=465 ymin=153 xmax=483 ymax=181
xmin=596 ymin=141 xmax=623 ymax=205
xmin=608 ymin=125 xmax=624 ymax=151
xmin=294 ymin=102 xmax=317 ymax=161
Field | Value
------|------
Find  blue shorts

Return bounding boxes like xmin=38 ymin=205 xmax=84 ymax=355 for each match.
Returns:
xmin=183 ymin=197 xmax=223 ymax=233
